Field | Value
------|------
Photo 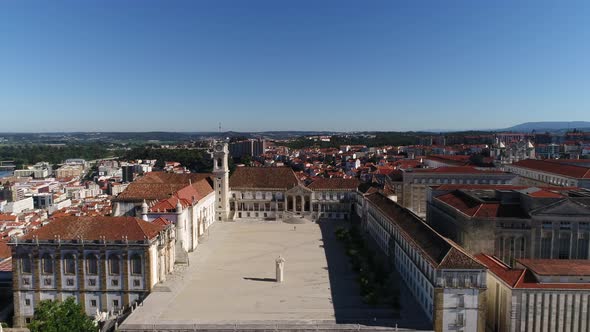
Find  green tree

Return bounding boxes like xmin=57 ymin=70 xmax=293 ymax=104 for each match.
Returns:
xmin=28 ymin=298 xmax=97 ymax=332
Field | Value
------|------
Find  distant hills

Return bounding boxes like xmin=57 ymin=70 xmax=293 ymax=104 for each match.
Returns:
xmin=502 ymin=121 xmax=590 ymax=132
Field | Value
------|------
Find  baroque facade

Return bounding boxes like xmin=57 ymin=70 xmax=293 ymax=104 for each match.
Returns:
xmin=9 ymin=216 xmax=175 ymax=327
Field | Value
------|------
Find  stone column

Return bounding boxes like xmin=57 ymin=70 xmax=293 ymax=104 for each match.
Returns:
xmin=100 ymin=249 xmax=108 ymax=312
xmin=122 ymin=251 xmax=130 ymax=307
xmin=78 ymin=249 xmax=86 ymax=314
xmin=275 ymin=256 xmax=285 ymax=283
xmin=284 ymin=195 xmax=287 ymax=211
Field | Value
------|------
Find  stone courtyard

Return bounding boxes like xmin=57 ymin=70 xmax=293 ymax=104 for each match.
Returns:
xmin=120 ymin=220 xmax=430 ymax=331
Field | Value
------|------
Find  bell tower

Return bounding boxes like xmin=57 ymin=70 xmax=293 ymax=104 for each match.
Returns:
xmin=213 ymin=141 xmax=230 ymax=221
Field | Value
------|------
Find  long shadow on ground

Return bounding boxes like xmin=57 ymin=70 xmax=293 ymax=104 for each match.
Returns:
xmin=319 ymin=219 xmax=432 ymax=330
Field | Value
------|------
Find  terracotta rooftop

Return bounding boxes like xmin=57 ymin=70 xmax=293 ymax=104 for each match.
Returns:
xmin=307 ymin=178 xmax=360 ymax=190
xmin=425 ymin=155 xmax=471 ymax=166
xmin=366 ymin=192 xmax=484 ymax=270
xmin=0 ymin=241 xmax=11 ymax=259
xmin=229 ymin=167 xmax=299 ymax=189
xmin=517 ymin=259 xmax=590 ymax=276
xmin=474 ymin=254 xmax=523 ymax=287
xmin=151 ymin=216 xmax=172 ymax=226
xmin=20 ymin=216 xmax=168 ymax=242
xmin=512 ymin=159 xmax=590 ymax=179
xmin=409 ymin=166 xmax=508 ymax=174
xmin=149 ymin=178 xmax=214 ymax=212
xmin=435 ymin=190 xmax=529 ymax=219
xmin=0 ymin=214 xmax=17 ymax=222
xmin=476 ymin=254 xmax=590 ymax=290
xmin=114 ymin=172 xmax=212 ymax=202
xmin=0 ymin=257 xmax=11 ymax=272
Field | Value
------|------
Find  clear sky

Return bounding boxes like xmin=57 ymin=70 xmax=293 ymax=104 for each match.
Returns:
xmin=1 ymin=0 xmax=589 ymax=132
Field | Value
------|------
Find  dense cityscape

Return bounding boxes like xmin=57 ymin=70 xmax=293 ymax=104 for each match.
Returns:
xmin=3 ymin=1 xmax=590 ymax=331
xmin=0 ymin=125 xmax=589 ymax=331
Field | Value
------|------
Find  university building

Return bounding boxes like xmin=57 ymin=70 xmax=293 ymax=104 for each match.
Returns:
xmin=112 ymin=172 xmax=215 ymax=255
xmin=387 ymin=166 xmax=517 ymax=218
xmin=505 ymin=159 xmax=590 ymax=189
xmin=229 ymin=167 xmax=359 ymax=221
xmin=357 ymin=191 xmax=487 ymax=332
xmin=477 ymin=254 xmax=590 ymax=332
xmin=427 ymin=185 xmax=590 ymax=266
xmin=10 ymin=216 xmax=175 ymax=327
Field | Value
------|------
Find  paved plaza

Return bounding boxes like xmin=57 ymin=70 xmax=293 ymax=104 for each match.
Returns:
xmin=121 ymin=220 xmax=429 ymax=331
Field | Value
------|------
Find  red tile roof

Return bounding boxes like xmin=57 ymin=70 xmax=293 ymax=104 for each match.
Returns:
xmin=149 ymin=178 xmax=214 ymax=212
xmin=366 ymin=193 xmax=484 ymax=270
xmin=435 ymin=191 xmax=528 ymax=218
xmin=512 ymin=159 xmax=590 ymax=179
xmin=229 ymin=167 xmax=299 ymax=189
xmin=20 ymin=216 xmax=168 ymax=242
xmin=0 ymin=241 xmax=11 ymax=259
xmin=114 ymin=172 xmax=212 ymax=202
xmin=0 ymin=257 xmax=11 ymax=272
xmin=475 ymin=254 xmax=523 ymax=287
xmin=517 ymin=259 xmax=590 ymax=276
xmin=426 ymin=155 xmax=471 ymax=166
xmin=307 ymin=178 xmax=360 ymax=190
xmin=151 ymin=217 xmax=172 ymax=226
xmin=411 ymin=166 xmax=507 ymax=174
xmin=0 ymin=214 xmax=17 ymax=222
xmin=476 ymin=254 xmax=590 ymax=290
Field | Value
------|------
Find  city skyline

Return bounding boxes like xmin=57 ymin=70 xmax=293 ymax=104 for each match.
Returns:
xmin=2 ymin=1 xmax=590 ymax=132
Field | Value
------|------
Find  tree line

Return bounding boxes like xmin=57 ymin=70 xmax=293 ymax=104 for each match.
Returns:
xmin=0 ymin=144 xmax=117 ymax=169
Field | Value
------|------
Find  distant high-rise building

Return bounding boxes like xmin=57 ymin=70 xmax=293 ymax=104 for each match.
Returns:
xmin=229 ymin=138 xmax=268 ymax=159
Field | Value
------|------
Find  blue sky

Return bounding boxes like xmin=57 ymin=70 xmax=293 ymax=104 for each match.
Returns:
xmin=1 ymin=0 xmax=589 ymax=132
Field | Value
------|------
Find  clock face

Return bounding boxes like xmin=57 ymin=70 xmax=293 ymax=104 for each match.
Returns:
xmin=215 ymin=144 xmax=223 ymax=152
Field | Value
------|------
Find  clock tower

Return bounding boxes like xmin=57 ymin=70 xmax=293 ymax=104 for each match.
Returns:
xmin=213 ymin=141 xmax=230 ymax=221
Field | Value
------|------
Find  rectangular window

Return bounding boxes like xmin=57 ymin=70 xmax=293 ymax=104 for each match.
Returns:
xmin=86 ymin=256 xmax=98 ymax=275
xmin=541 ymin=237 xmax=552 ymax=258
xmin=25 ymin=299 xmax=31 ymax=306
xmin=21 ymin=256 xmax=32 ymax=274
xmin=560 ymin=222 xmax=571 ymax=230
xmin=131 ymin=255 xmax=142 ymax=275
xmin=457 ymin=313 xmax=465 ymax=326
xmin=88 ymin=279 xmax=97 ymax=286
xmin=66 ymin=278 xmax=74 ymax=286
xmin=457 ymin=295 xmax=465 ymax=308
xmin=113 ymin=300 xmax=119 ymax=307
xmin=43 ymin=278 xmax=51 ymax=286
xmin=22 ymin=278 xmax=30 ymax=285
xmin=109 ymin=257 xmax=120 ymax=275
xmin=580 ymin=222 xmax=590 ymax=230
xmin=111 ymin=279 xmax=119 ymax=286
xmin=90 ymin=300 xmax=97 ymax=307
xmin=542 ymin=222 xmax=553 ymax=230
xmin=559 ymin=236 xmax=571 ymax=259
xmin=133 ymin=279 xmax=141 ymax=287
xmin=577 ymin=238 xmax=589 ymax=259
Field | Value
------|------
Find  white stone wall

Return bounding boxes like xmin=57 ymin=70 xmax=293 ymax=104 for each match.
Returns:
xmin=441 ymin=288 xmax=480 ymax=332
xmin=4 ymin=197 xmax=34 ymax=214
xmin=511 ymin=290 xmax=590 ymax=332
